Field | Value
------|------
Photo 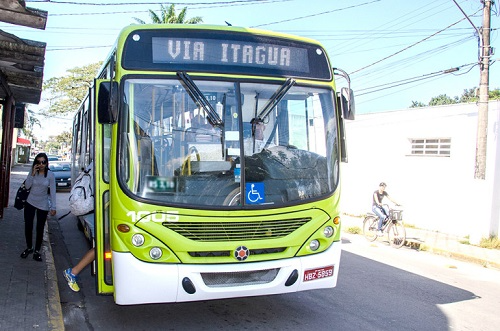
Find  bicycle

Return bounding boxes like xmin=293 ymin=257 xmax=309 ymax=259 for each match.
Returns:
xmin=363 ymin=205 xmax=406 ymax=248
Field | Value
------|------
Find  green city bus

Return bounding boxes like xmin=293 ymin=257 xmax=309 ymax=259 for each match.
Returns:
xmin=71 ymin=24 xmax=354 ymax=305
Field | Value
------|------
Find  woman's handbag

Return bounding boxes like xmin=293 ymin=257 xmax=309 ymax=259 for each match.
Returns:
xmin=14 ymin=181 xmax=30 ymax=210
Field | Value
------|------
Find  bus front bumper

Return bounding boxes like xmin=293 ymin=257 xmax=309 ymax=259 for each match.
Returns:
xmin=112 ymin=241 xmax=341 ymax=305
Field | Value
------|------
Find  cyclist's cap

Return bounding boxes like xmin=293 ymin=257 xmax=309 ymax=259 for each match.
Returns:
xmin=379 ymin=182 xmax=387 ymax=187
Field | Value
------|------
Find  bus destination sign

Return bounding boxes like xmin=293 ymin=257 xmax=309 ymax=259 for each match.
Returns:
xmin=152 ymin=37 xmax=310 ymax=73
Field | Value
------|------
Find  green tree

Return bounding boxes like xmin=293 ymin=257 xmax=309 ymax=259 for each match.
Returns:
xmin=410 ymin=100 xmax=427 ymax=108
xmin=428 ymin=94 xmax=458 ymax=106
xmin=410 ymin=88 xmax=500 ymax=108
xmin=21 ymin=107 xmax=41 ymax=139
xmin=42 ymin=131 xmax=72 ymax=155
xmin=44 ymin=139 xmax=59 ymax=155
xmin=133 ymin=4 xmax=203 ymax=24
xmin=459 ymin=88 xmax=478 ymax=103
xmin=54 ymin=131 xmax=72 ymax=147
xmin=489 ymin=88 xmax=500 ymax=100
xmin=42 ymin=62 xmax=102 ymax=116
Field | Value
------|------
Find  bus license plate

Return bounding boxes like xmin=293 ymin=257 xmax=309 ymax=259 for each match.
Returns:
xmin=303 ymin=265 xmax=334 ymax=282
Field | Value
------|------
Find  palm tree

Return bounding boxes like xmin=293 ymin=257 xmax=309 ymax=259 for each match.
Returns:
xmin=134 ymin=4 xmax=203 ymax=24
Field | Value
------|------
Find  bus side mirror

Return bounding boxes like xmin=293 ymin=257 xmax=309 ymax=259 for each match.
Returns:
xmin=97 ymin=80 xmax=119 ymax=124
xmin=339 ymin=117 xmax=348 ymax=163
xmin=337 ymin=88 xmax=354 ymax=163
xmin=339 ymin=87 xmax=355 ymax=120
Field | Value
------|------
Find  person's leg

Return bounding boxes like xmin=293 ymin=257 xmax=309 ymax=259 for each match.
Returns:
xmin=64 ymin=248 xmax=95 ymax=292
xmin=382 ymin=205 xmax=390 ymax=219
xmin=72 ymin=248 xmax=95 ymax=276
xmin=34 ymin=209 xmax=49 ymax=252
xmin=372 ymin=205 xmax=385 ymax=230
xmin=23 ymin=203 xmax=36 ymax=248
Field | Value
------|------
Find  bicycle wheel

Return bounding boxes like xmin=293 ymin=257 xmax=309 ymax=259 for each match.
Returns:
xmin=387 ymin=221 xmax=406 ymax=248
xmin=363 ymin=216 xmax=378 ymax=242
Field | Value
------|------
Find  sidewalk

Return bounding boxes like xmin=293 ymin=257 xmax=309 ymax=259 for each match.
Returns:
xmin=342 ymin=215 xmax=500 ymax=270
xmin=0 ymin=165 xmax=63 ymax=331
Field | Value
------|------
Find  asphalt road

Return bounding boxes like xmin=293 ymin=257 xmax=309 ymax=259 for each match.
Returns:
xmin=49 ymin=190 xmax=500 ymax=331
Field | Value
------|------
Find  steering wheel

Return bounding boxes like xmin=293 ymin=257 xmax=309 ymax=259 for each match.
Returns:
xmin=223 ymin=187 xmax=241 ymax=206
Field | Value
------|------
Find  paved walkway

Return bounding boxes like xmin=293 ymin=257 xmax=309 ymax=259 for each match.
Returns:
xmin=0 ymin=164 xmax=499 ymax=331
xmin=0 ymin=165 xmax=63 ymax=331
xmin=342 ymin=215 xmax=500 ymax=270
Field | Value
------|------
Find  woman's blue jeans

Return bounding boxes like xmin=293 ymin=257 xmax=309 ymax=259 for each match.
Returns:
xmin=372 ymin=205 xmax=389 ymax=231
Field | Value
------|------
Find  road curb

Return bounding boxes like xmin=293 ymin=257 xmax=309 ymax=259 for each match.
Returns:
xmin=342 ymin=215 xmax=500 ymax=270
xmin=43 ymin=224 xmax=65 ymax=331
xmin=424 ymin=246 xmax=500 ymax=270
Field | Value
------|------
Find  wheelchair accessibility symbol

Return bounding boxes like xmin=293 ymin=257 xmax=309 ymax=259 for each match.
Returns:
xmin=245 ymin=183 xmax=265 ymax=204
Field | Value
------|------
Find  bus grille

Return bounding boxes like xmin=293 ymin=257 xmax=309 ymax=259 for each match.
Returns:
xmin=163 ymin=217 xmax=311 ymax=241
xmin=188 ymin=247 xmax=286 ymax=257
xmin=201 ymin=269 xmax=279 ymax=287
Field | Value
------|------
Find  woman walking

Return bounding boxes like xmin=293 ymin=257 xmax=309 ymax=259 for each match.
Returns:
xmin=20 ymin=153 xmax=57 ymax=262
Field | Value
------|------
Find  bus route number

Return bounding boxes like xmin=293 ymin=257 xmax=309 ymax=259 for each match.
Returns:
xmin=303 ymin=265 xmax=334 ymax=282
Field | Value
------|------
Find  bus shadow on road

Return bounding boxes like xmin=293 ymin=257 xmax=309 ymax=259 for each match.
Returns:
xmin=332 ymin=250 xmax=479 ymax=330
xmin=55 ymin=245 xmax=479 ymax=330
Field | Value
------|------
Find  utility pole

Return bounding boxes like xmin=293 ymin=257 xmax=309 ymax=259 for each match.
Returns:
xmin=474 ymin=0 xmax=492 ymax=180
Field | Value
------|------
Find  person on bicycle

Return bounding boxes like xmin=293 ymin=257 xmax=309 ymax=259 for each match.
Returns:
xmin=372 ymin=182 xmax=399 ymax=236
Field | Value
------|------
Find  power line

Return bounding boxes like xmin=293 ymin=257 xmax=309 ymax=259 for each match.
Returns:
xmin=355 ymin=62 xmax=478 ymax=96
xmin=27 ymin=0 xmax=289 ymax=6
xmin=47 ymin=45 xmax=111 ymax=51
xmin=351 ymin=35 xmax=476 ymax=89
xmin=26 ymin=0 xmax=376 ymax=19
xmin=333 ymin=1 xmax=451 ymax=55
xmin=356 ymin=62 xmax=488 ymax=108
xmin=50 ymin=10 xmax=149 ymax=16
xmin=333 ymin=34 xmax=474 ymax=61
xmin=46 ymin=0 xmax=291 ymax=15
xmin=350 ymin=10 xmax=481 ymax=75
xmin=356 ymin=74 xmax=445 ymax=107
xmin=250 ymin=0 xmax=381 ymax=28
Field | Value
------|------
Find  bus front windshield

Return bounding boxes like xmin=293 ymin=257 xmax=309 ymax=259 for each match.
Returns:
xmin=118 ymin=77 xmax=339 ymax=208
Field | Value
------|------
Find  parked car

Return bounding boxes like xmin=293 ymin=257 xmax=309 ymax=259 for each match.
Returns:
xmin=49 ymin=161 xmax=71 ymax=190
xmin=47 ymin=155 xmax=60 ymax=161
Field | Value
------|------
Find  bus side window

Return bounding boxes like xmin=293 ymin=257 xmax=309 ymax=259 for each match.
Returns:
xmin=97 ymin=81 xmax=118 ymax=124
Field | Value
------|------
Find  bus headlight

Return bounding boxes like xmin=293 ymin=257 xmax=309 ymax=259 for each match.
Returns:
xmin=323 ymin=226 xmax=334 ymax=238
xmin=132 ymin=233 xmax=145 ymax=247
xmin=309 ymin=239 xmax=320 ymax=251
xmin=150 ymin=247 xmax=162 ymax=260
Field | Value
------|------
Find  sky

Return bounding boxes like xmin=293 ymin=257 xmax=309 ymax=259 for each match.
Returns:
xmin=4 ymin=0 xmax=499 ymax=140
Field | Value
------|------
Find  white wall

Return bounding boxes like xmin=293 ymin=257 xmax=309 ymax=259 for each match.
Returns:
xmin=341 ymin=101 xmax=500 ymax=239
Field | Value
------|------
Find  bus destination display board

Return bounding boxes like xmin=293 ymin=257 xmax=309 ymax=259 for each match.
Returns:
xmin=122 ymin=29 xmax=332 ymax=80
xmin=152 ymin=37 xmax=309 ymax=73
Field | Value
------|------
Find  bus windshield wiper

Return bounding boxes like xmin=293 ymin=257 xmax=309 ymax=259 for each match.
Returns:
xmin=252 ymin=77 xmax=296 ymax=124
xmin=177 ymin=71 xmax=223 ymax=128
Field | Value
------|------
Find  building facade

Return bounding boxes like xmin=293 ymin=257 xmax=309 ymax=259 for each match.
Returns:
xmin=342 ymin=100 xmax=500 ymax=241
